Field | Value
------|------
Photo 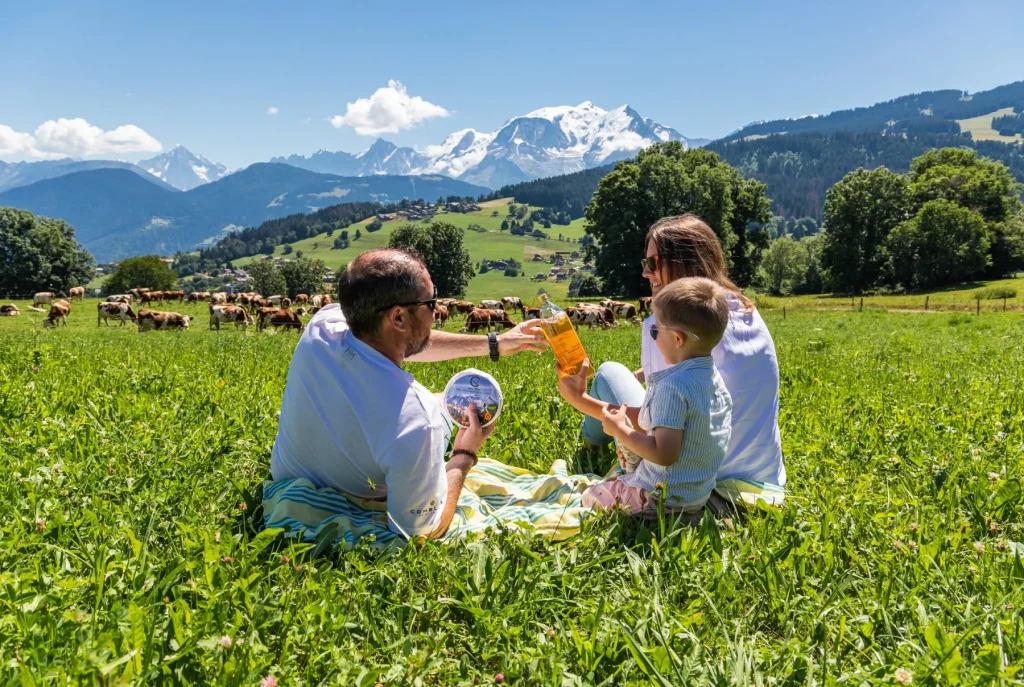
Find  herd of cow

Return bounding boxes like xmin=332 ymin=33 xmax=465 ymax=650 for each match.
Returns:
xmin=2 ymin=289 xmax=654 ymax=334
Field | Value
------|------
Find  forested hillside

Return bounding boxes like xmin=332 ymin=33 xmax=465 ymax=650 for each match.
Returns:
xmin=482 ymin=165 xmax=613 ymax=219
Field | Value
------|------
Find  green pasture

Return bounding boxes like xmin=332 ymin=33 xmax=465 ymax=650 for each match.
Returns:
xmin=957 ymin=108 xmax=1024 ymax=144
xmin=0 ymin=299 xmax=1021 ymax=683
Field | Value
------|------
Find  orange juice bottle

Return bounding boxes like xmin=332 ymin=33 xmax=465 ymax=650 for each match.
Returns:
xmin=538 ymin=296 xmax=594 ymax=378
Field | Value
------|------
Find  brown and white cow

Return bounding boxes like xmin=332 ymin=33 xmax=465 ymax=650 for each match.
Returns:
xmin=209 ymin=304 xmax=252 ymax=331
xmin=266 ymin=309 xmax=303 ymax=332
xmin=567 ymin=306 xmax=615 ymax=329
xmin=294 ymin=294 xmax=309 ymax=304
xmin=164 ymin=290 xmax=185 ymax=302
xmin=107 ymin=294 xmax=133 ymax=304
xmin=33 ymin=292 xmax=55 ymax=307
xmin=97 ymin=301 xmax=137 ymax=326
xmin=267 ymin=295 xmax=284 ymax=306
xmin=433 ymin=304 xmax=449 ymax=328
xmin=129 ymin=288 xmax=150 ymax=301
xmin=462 ymin=308 xmax=515 ymax=333
xmin=609 ymin=302 xmax=637 ymax=319
xmin=1 ymin=304 xmax=20 ymax=316
xmin=479 ymin=299 xmax=503 ymax=311
xmin=500 ymin=296 xmax=524 ymax=314
xmin=210 ymin=292 xmax=228 ymax=305
xmin=638 ymin=297 xmax=653 ymax=316
xmin=140 ymin=291 xmax=160 ymax=304
xmin=186 ymin=291 xmax=211 ymax=304
xmin=453 ymin=301 xmax=475 ymax=317
xmin=43 ymin=300 xmax=71 ymax=328
xmin=68 ymin=286 xmax=85 ymax=301
xmin=256 ymin=306 xmax=280 ymax=331
xmin=523 ymin=306 xmax=541 ymax=320
xmin=137 ymin=310 xmax=191 ymax=331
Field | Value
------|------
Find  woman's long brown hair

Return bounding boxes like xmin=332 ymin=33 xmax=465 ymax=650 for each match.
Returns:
xmin=645 ymin=214 xmax=754 ymax=312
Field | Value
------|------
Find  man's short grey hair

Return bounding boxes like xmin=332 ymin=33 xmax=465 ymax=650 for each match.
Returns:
xmin=337 ymin=248 xmax=428 ymax=337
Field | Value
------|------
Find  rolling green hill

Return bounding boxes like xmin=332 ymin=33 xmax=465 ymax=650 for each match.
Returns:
xmin=229 ymin=198 xmax=590 ymax=302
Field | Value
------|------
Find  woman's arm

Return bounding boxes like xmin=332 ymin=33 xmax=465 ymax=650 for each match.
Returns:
xmin=557 ymin=359 xmax=641 ymax=426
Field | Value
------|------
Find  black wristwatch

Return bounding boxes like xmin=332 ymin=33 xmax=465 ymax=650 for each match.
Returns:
xmin=488 ymin=332 xmax=500 ymax=362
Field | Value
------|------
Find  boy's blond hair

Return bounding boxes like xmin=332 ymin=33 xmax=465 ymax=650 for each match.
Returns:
xmin=653 ymin=277 xmax=730 ymax=349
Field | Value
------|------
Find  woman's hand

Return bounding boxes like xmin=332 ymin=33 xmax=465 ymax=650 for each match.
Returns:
xmin=452 ymin=403 xmax=495 ymax=456
xmin=497 ymin=319 xmax=548 ymax=356
xmin=556 ymin=358 xmax=591 ymax=408
xmin=600 ymin=404 xmax=632 ymax=438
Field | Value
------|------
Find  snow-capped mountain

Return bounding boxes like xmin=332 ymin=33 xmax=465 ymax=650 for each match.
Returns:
xmin=273 ymin=101 xmax=688 ymax=188
xmin=139 ymin=145 xmax=230 ymax=191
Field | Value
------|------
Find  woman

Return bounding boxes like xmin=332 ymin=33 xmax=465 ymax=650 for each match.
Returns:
xmin=563 ymin=214 xmax=786 ymax=491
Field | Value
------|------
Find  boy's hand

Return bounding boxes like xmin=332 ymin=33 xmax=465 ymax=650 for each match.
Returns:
xmin=600 ymin=404 xmax=632 ymax=437
xmin=556 ymin=358 xmax=590 ymax=407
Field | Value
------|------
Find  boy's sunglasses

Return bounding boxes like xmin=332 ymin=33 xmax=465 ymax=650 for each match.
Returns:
xmin=376 ymin=290 xmax=438 ymax=313
xmin=649 ymin=324 xmax=700 ymax=342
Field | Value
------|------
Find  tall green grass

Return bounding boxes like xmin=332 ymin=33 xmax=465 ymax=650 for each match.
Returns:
xmin=0 ymin=304 xmax=1021 ymax=683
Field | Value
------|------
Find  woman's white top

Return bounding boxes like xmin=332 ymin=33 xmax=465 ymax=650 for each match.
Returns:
xmin=640 ymin=294 xmax=786 ymax=486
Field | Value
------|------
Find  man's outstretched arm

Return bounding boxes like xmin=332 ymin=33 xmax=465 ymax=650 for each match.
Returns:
xmin=407 ymin=319 xmax=548 ymax=363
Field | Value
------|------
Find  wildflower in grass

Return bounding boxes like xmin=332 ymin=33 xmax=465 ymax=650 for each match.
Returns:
xmin=35 ymin=517 xmax=46 ymax=531
xmin=13 ymin=472 xmax=21 ymax=479
xmin=214 ymin=531 xmax=221 ymax=542
xmin=238 ymin=502 xmax=248 ymax=512
xmin=974 ymin=541 xmax=985 ymax=553
xmin=222 ymin=556 xmax=233 ymax=563
xmin=186 ymin=578 xmax=196 ymax=589
xmin=545 ymin=627 xmax=556 ymax=639
xmin=495 ymin=674 xmax=505 ymax=684
xmin=998 ymin=540 xmax=1009 ymax=551
xmin=295 ymin=564 xmax=305 ymax=571
xmin=261 ymin=677 xmax=277 ymax=687
xmin=38 ymin=447 xmax=48 ymax=456
xmin=894 ymin=667 xmax=913 ymax=684
xmin=907 ymin=541 xmax=918 ymax=552
xmin=910 ymin=523 xmax=919 ymax=532
xmin=219 ymin=635 xmax=232 ymax=648
xmin=989 ymin=520 xmax=1001 ymax=533
xmin=281 ymin=555 xmax=290 ymax=564
xmin=988 ymin=472 xmax=1001 ymax=482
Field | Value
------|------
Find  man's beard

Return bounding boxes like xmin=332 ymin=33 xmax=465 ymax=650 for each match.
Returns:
xmin=404 ymin=325 xmax=431 ymax=358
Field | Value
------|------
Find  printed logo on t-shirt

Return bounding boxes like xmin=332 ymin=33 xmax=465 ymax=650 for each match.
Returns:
xmin=410 ymin=498 xmax=442 ymax=516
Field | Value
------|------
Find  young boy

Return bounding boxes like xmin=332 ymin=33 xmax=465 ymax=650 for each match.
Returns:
xmin=569 ymin=277 xmax=733 ymax=515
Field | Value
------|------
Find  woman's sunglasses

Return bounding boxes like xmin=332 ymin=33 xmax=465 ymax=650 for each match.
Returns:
xmin=649 ymin=324 xmax=700 ymax=342
xmin=640 ymin=255 xmax=673 ymax=272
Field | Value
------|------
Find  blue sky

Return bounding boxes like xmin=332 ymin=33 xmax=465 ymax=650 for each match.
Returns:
xmin=1 ymin=0 xmax=1022 ymax=169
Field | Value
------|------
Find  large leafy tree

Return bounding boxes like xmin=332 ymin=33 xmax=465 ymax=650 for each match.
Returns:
xmin=583 ymin=142 xmax=771 ymax=297
xmin=885 ymin=200 xmax=990 ymax=290
xmin=279 ymin=257 xmax=328 ymax=298
xmin=820 ymin=167 xmax=911 ymax=294
xmin=245 ymin=259 xmax=287 ymax=297
xmin=0 ymin=207 xmax=95 ymax=297
xmin=388 ymin=222 xmax=475 ymax=298
xmin=103 ymin=255 xmax=177 ymax=294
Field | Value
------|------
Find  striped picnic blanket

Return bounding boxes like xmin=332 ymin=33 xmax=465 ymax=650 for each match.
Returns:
xmin=262 ymin=457 xmax=603 ymax=550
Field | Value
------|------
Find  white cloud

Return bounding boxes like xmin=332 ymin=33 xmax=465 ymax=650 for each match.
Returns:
xmin=0 ymin=117 xmax=162 ymax=159
xmin=330 ymin=80 xmax=449 ymax=135
xmin=267 ymin=106 xmax=279 ymax=116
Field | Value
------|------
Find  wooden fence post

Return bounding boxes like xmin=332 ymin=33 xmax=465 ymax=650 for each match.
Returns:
xmin=924 ymin=295 xmax=929 ymax=311
xmin=1004 ymin=297 xmax=1007 ymax=311
xmin=976 ymin=298 xmax=981 ymax=315
xmin=859 ymin=297 xmax=863 ymax=312
xmin=851 ymin=296 xmax=855 ymax=309
xmin=783 ymin=307 xmax=786 ymax=319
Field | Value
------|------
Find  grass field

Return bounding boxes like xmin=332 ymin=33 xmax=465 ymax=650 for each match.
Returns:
xmin=755 ymin=274 xmax=1024 ymax=313
xmin=0 ymin=299 xmax=1021 ymax=683
xmin=957 ymin=107 xmax=1024 ymax=144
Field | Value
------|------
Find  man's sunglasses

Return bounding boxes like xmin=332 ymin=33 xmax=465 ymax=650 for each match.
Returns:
xmin=376 ymin=290 xmax=438 ymax=314
xmin=649 ymin=324 xmax=700 ymax=342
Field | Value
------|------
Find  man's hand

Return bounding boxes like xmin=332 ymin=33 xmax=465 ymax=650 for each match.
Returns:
xmin=601 ymin=403 xmax=633 ymax=439
xmin=452 ymin=403 xmax=495 ymax=456
xmin=497 ymin=319 xmax=548 ymax=357
xmin=556 ymin=357 xmax=591 ymax=408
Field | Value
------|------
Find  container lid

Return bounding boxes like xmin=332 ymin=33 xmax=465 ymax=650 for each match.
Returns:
xmin=442 ymin=368 xmax=504 ymax=429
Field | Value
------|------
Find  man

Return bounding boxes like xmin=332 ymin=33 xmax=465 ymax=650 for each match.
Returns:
xmin=270 ymin=248 xmax=546 ymax=540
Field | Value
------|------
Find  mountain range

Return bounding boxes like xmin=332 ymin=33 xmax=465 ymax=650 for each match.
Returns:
xmin=139 ymin=145 xmax=231 ymax=191
xmin=0 ymin=164 xmax=488 ymax=261
xmin=272 ymin=101 xmax=688 ymax=188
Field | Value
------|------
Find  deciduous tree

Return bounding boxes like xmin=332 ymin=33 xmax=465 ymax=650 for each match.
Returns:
xmin=0 ymin=207 xmax=95 ymax=297
xmin=388 ymin=222 xmax=475 ymax=297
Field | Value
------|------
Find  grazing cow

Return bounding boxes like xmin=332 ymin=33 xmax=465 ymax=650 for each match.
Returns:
xmin=280 ymin=297 xmax=292 ymax=309
xmin=140 ymin=291 xmax=159 ymax=304
xmin=209 ymin=304 xmax=251 ymax=331
xmin=267 ymin=309 xmax=303 ymax=332
xmin=610 ymin=302 xmax=637 ymax=319
xmin=294 ymin=307 xmax=308 ymax=317
xmin=434 ymin=304 xmax=449 ymax=328
xmin=107 ymin=294 xmax=133 ymax=304
xmin=500 ymin=296 xmax=524 ymax=314
xmin=164 ymin=290 xmax=185 ymax=302
xmin=294 ymin=294 xmax=309 ymax=304
xmin=68 ymin=287 xmax=85 ymax=301
xmin=210 ymin=292 xmax=228 ymax=304
xmin=267 ymin=295 xmax=284 ymax=306
xmin=523 ymin=306 xmax=541 ymax=320
xmin=137 ymin=310 xmax=191 ymax=331
xmin=97 ymin=301 xmax=136 ymax=326
xmin=453 ymin=301 xmax=475 ymax=317
xmin=638 ymin=297 xmax=653 ymax=316
xmin=479 ymin=299 xmax=503 ymax=311
xmin=129 ymin=288 xmax=150 ymax=300
xmin=43 ymin=300 xmax=71 ymax=328
xmin=462 ymin=308 xmax=515 ymax=333
xmin=33 ymin=292 xmax=55 ymax=307
xmin=1 ymin=304 xmax=20 ymax=316
xmin=437 ymin=297 xmax=458 ymax=308
xmin=567 ymin=306 xmax=616 ymax=329
xmin=309 ymin=294 xmax=324 ymax=308
xmin=186 ymin=291 xmax=210 ymax=304
xmin=256 ymin=306 xmax=280 ymax=331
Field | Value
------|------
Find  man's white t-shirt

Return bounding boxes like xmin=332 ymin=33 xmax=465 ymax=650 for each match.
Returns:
xmin=640 ymin=294 xmax=786 ymax=487
xmin=270 ymin=305 xmax=451 ymax=538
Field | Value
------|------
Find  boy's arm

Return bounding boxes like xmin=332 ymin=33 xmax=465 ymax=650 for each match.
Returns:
xmin=556 ymin=359 xmax=642 ymax=426
xmin=612 ymin=425 xmax=683 ymax=467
